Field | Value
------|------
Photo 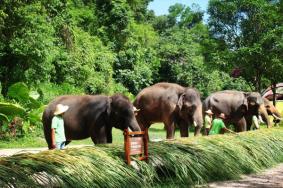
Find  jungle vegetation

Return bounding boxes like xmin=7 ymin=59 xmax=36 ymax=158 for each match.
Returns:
xmin=0 ymin=0 xmax=282 ymax=138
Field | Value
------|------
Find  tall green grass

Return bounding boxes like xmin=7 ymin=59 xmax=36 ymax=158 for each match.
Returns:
xmin=1 ymin=128 xmax=283 ymax=187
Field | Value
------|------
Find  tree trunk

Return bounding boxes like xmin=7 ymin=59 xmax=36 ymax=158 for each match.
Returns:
xmin=271 ymin=82 xmax=276 ymax=106
xmin=255 ymin=69 xmax=262 ymax=92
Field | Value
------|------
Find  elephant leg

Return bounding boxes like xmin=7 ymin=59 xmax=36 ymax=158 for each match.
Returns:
xmin=44 ymin=128 xmax=52 ymax=149
xmin=245 ymin=115 xmax=252 ymax=131
xmin=164 ymin=120 xmax=175 ymax=139
xmin=91 ymin=133 xmax=107 ymax=144
xmin=65 ymin=141 xmax=72 ymax=146
xmin=233 ymin=123 xmax=239 ymax=132
xmin=106 ymin=127 xmax=113 ymax=143
xmin=90 ymin=124 xmax=108 ymax=144
xmin=43 ymin=119 xmax=53 ymax=149
xmin=236 ymin=117 xmax=247 ymax=132
xmin=179 ymin=120 xmax=189 ymax=137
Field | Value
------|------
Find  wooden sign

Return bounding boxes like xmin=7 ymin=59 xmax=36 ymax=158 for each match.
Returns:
xmin=124 ymin=128 xmax=148 ymax=165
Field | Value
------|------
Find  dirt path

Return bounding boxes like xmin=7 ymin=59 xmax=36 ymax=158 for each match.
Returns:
xmin=0 ymin=148 xmax=46 ymax=157
xmin=0 ymin=145 xmax=92 ymax=157
xmin=208 ymin=163 xmax=283 ymax=188
xmin=1 ymin=148 xmax=283 ymax=187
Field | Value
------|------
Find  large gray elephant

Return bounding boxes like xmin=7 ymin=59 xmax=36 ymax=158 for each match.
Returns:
xmin=134 ymin=82 xmax=203 ymax=139
xmin=203 ymin=90 xmax=271 ymax=132
xmin=42 ymin=94 xmax=140 ymax=149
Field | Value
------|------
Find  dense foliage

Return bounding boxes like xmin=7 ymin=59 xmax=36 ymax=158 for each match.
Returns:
xmin=3 ymin=0 xmax=278 ymax=97
xmin=0 ymin=0 xmax=282 ymax=137
xmin=1 ymin=128 xmax=283 ymax=187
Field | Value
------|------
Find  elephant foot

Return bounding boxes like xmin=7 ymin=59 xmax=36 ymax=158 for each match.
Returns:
xmin=166 ymin=138 xmax=175 ymax=141
xmin=65 ymin=140 xmax=72 ymax=146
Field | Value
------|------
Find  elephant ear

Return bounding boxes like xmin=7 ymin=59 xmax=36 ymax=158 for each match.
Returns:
xmin=242 ymin=93 xmax=249 ymax=112
xmin=177 ymin=93 xmax=185 ymax=110
xmin=106 ymin=97 xmax=112 ymax=116
xmin=245 ymin=92 xmax=263 ymax=105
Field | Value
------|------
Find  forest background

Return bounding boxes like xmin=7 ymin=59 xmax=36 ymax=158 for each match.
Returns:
xmin=0 ymin=0 xmax=282 ymax=140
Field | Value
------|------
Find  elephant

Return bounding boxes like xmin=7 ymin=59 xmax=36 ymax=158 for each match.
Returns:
xmin=203 ymin=90 xmax=271 ymax=132
xmin=42 ymin=94 xmax=141 ymax=149
xmin=133 ymin=82 xmax=203 ymax=139
xmin=260 ymin=98 xmax=282 ymax=125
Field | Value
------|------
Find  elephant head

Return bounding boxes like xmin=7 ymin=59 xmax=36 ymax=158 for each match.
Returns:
xmin=177 ymin=88 xmax=203 ymax=135
xmin=177 ymin=89 xmax=198 ymax=118
xmin=107 ymin=94 xmax=141 ymax=132
xmin=243 ymin=92 xmax=271 ymax=128
xmin=242 ymin=92 xmax=264 ymax=113
xmin=246 ymin=92 xmax=263 ymax=106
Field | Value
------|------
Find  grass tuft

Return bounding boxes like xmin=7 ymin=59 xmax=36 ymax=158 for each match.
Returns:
xmin=1 ymin=128 xmax=283 ymax=187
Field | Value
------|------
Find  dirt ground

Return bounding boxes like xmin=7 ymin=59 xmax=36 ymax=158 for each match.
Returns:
xmin=1 ymin=148 xmax=283 ymax=187
xmin=0 ymin=145 xmax=92 ymax=157
xmin=208 ymin=163 xmax=283 ymax=188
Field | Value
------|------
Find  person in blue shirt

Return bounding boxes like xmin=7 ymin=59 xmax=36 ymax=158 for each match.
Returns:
xmin=51 ymin=104 xmax=69 ymax=150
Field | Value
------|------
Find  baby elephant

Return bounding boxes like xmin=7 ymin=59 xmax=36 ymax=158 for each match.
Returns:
xmin=42 ymin=94 xmax=140 ymax=149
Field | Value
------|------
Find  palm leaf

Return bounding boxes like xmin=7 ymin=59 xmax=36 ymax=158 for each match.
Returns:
xmin=7 ymin=82 xmax=30 ymax=102
xmin=0 ymin=102 xmax=26 ymax=116
xmin=0 ymin=113 xmax=9 ymax=122
xmin=29 ymin=91 xmax=40 ymax=100
xmin=28 ymin=105 xmax=45 ymax=124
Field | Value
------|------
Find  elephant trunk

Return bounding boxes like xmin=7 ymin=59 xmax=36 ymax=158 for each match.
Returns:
xmin=193 ymin=106 xmax=203 ymax=136
xmin=271 ymin=107 xmax=282 ymax=119
xmin=259 ymin=104 xmax=271 ymax=128
xmin=128 ymin=118 xmax=141 ymax=132
xmin=194 ymin=124 xmax=202 ymax=136
xmin=272 ymin=113 xmax=282 ymax=120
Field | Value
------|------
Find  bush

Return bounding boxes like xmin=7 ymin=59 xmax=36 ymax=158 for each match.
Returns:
xmin=197 ymin=71 xmax=254 ymax=98
xmin=0 ymin=83 xmax=4 ymax=101
xmin=116 ymin=63 xmax=153 ymax=95
xmin=110 ymin=82 xmax=135 ymax=100
xmin=0 ymin=82 xmax=44 ymax=139
xmin=38 ymin=82 xmax=84 ymax=104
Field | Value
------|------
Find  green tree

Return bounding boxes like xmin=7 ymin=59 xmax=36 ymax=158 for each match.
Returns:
xmin=157 ymin=28 xmax=204 ymax=86
xmin=114 ymin=23 xmax=160 ymax=94
xmin=151 ymin=3 xmax=204 ymax=33
xmin=127 ymin=0 xmax=153 ymax=22
xmin=0 ymin=1 xmax=57 ymax=94
xmin=95 ymin=0 xmax=131 ymax=51
xmin=52 ymin=27 xmax=116 ymax=94
xmin=208 ymin=0 xmax=283 ymax=92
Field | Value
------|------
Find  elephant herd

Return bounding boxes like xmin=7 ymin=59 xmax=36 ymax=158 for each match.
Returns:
xmin=42 ymin=82 xmax=282 ymax=148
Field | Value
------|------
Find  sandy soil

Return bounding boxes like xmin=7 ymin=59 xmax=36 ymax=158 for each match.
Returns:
xmin=0 ymin=148 xmax=46 ymax=157
xmin=1 ymin=148 xmax=283 ymax=187
xmin=0 ymin=145 xmax=92 ymax=157
xmin=208 ymin=163 xmax=283 ymax=188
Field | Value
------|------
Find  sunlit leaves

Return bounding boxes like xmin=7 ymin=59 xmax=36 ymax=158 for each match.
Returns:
xmin=208 ymin=0 xmax=283 ymax=91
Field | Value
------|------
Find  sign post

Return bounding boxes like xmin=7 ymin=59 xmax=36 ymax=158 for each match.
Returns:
xmin=124 ymin=128 xmax=148 ymax=165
